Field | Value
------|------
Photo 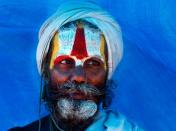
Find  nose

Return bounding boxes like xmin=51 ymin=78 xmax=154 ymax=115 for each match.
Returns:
xmin=70 ymin=66 xmax=86 ymax=84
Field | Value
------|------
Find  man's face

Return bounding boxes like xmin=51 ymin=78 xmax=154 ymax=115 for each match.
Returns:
xmin=46 ymin=21 xmax=107 ymax=127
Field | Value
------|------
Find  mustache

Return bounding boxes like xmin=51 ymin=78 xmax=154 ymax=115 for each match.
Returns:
xmin=45 ymin=81 xmax=105 ymax=101
xmin=58 ymin=81 xmax=104 ymax=96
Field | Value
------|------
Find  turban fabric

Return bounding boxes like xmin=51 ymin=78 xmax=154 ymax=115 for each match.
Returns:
xmin=36 ymin=1 xmax=123 ymax=79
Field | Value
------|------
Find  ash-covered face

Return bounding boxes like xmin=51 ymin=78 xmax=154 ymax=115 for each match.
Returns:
xmin=45 ymin=21 xmax=108 ymax=129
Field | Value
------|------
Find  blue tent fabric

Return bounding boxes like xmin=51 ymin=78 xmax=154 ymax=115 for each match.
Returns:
xmin=0 ymin=0 xmax=176 ymax=130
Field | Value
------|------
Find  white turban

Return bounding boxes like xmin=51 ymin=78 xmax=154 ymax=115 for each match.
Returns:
xmin=36 ymin=1 xmax=123 ymax=79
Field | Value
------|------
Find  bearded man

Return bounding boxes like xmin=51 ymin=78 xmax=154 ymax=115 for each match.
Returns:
xmin=10 ymin=1 xmax=143 ymax=131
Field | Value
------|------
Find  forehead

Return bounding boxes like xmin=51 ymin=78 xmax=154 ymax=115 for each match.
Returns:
xmin=57 ymin=21 xmax=105 ymax=58
xmin=49 ymin=20 xmax=107 ymax=69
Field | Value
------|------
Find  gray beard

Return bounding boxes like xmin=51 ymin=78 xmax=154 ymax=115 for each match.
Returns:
xmin=57 ymin=98 xmax=98 ymax=121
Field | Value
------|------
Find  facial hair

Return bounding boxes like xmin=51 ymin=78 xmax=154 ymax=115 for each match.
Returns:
xmin=45 ymin=80 xmax=105 ymax=130
xmin=57 ymin=98 xmax=97 ymax=121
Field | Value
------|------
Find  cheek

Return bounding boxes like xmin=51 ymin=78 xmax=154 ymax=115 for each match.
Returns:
xmin=50 ymin=69 xmax=70 ymax=86
xmin=86 ymin=69 xmax=107 ymax=87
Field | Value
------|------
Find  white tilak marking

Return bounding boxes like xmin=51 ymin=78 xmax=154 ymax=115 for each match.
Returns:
xmin=84 ymin=25 xmax=102 ymax=57
xmin=58 ymin=27 xmax=76 ymax=55
xmin=75 ymin=59 xmax=84 ymax=66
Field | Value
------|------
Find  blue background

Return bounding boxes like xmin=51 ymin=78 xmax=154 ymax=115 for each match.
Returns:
xmin=0 ymin=0 xmax=176 ymax=130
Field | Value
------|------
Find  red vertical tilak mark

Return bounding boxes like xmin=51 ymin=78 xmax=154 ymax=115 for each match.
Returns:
xmin=71 ymin=27 xmax=88 ymax=59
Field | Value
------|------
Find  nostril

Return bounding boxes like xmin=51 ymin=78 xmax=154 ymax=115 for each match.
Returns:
xmin=72 ymin=80 xmax=85 ymax=85
xmin=71 ymin=75 xmax=86 ymax=84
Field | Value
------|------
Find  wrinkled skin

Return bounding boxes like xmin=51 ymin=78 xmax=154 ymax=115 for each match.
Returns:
xmin=46 ymin=56 xmax=107 ymax=130
xmin=50 ymin=56 xmax=107 ymax=100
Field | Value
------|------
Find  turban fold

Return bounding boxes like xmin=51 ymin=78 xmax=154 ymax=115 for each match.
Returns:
xmin=36 ymin=1 xmax=123 ymax=79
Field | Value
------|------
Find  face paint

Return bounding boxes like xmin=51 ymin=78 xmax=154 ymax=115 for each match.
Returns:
xmin=57 ymin=98 xmax=97 ymax=120
xmin=49 ymin=21 xmax=106 ymax=69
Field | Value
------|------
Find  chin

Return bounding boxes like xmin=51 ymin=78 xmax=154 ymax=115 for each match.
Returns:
xmin=52 ymin=98 xmax=99 ymax=129
xmin=57 ymin=98 xmax=98 ymax=119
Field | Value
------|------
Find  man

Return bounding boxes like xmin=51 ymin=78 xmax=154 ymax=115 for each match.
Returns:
xmin=10 ymin=1 xmax=143 ymax=131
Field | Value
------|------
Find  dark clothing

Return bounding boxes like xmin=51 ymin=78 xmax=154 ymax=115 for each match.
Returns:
xmin=9 ymin=116 xmax=50 ymax=131
xmin=9 ymin=110 xmax=144 ymax=131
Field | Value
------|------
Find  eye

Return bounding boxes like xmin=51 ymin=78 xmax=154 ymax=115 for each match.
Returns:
xmin=54 ymin=56 xmax=75 ymax=67
xmin=84 ymin=57 xmax=104 ymax=68
xmin=60 ymin=59 xmax=74 ymax=65
xmin=85 ymin=59 xmax=100 ymax=66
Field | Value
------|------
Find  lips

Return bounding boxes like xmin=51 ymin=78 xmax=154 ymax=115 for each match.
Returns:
xmin=65 ymin=92 xmax=93 ymax=100
xmin=70 ymin=94 xmax=87 ymax=100
xmin=54 ymin=87 xmax=96 ymax=100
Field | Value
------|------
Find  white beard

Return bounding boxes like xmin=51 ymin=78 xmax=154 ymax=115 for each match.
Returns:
xmin=57 ymin=98 xmax=97 ymax=121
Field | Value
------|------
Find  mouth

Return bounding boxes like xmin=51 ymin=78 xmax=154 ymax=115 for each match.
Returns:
xmin=48 ymin=83 xmax=102 ymax=102
xmin=56 ymin=88 xmax=96 ymax=100
xmin=65 ymin=92 xmax=94 ymax=100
